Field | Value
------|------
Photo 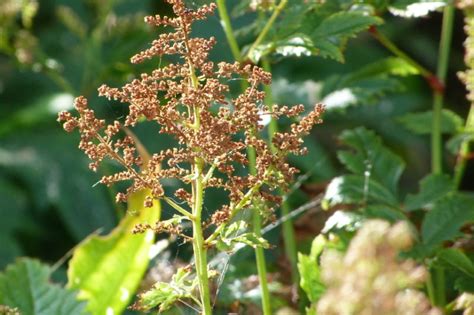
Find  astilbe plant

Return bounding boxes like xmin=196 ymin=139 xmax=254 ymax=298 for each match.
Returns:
xmin=317 ymin=220 xmax=440 ymax=315
xmin=57 ymin=0 xmax=324 ymax=313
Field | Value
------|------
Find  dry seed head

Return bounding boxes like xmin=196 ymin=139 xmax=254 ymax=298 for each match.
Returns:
xmin=57 ymin=0 xmax=324 ymax=224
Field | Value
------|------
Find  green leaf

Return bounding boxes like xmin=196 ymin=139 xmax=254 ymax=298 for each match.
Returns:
xmin=446 ymin=131 xmax=474 ymax=154
xmin=345 ymin=57 xmax=419 ymax=81
xmin=421 ymin=193 xmax=474 ymax=251
xmin=404 ymin=174 xmax=454 ymax=211
xmin=298 ymin=235 xmax=326 ymax=303
xmin=398 ymin=109 xmax=464 ymax=135
xmin=437 ymin=248 xmax=474 ymax=278
xmin=67 ymin=189 xmax=161 ymax=315
xmin=312 ymin=11 xmax=382 ymax=39
xmin=337 ymin=127 xmax=405 ymax=194
xmin=323 ymin=175 xmax=399 ymax=209
xmin=363 ymin=205 xmax=407 ymax=222
xmin=217 ymin=221 xmax=270 ymax=252
xmin=134 ymin=267 xmax=196 ymax=312
xmin=0 ymin=258 xmax=87 ymax=315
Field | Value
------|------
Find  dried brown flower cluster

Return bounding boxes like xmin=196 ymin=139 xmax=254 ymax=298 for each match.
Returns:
xmin=58 ymin=0 xmax=323 ymax=228
xmin=317 ymin=220 xmax=440 ymax=315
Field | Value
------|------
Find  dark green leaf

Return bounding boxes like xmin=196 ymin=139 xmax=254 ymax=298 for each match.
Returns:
xmin=337 ymin=127 xmax=405 ymax=194
xmin=437 ymin=248 xmax=474 ymax=278
xmin=404 ymin=174 xmax=454 ymax=211
xmin=0 ymin=258 xmax=87 ymax=315
xmin=397 ymin=109 xmax=464 ymax=135
xmin=312 ymin=12 xmax=382 ymax=39
xmin=422 ymin=193 xmax=474 ymax=251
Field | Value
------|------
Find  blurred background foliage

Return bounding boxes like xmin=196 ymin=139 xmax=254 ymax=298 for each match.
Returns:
xmin=0 ymin=0 xmax=472 ymax=312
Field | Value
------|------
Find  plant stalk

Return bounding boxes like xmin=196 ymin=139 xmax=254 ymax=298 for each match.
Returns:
xmin=216 ymin=2 xmax=272 ymax=313
xmin=192 ymin=159 xmax=212 ymax=315
xmin=432 ymin=4 xmax=455 ymax=175
xmin=216 ymin=0 xmax=241 ymax=62
xmin=262 ymin=59 xmax=299 ymax=288
xmin=245 ymin=0 xmax=288 ymax=62
xmin=369 ymin=26 xmax=433 ymax=79
xmin=429 ymin=4 xmax=455 ymax=309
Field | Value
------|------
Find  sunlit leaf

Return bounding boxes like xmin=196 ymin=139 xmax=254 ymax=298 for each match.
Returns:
xmin=298 ymin=238 xmax=326 ymax=300
xmin=323 ymin=175 xmax=399 ymax=209
xmin=67 ymin=189 xmax=161 ymax=315
xmin=134 ymin=267 xmax=196 ymax=312
xmin=389 ymin=0 xmax=446 ymax=18
xmin=0 ymin=258 xmax=87 ymax=315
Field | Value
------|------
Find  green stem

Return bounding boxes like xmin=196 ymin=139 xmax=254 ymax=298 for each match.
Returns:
xmin=216 ymin=0 xmax=242 ymax=62
xmin=248 ymin=144 xmax=272 ymax=315
xmin=216 ymin=2 xmax=272 ymax=313
xmin=192 ymin=159 xmax=212 ymax=315
xmin=369 ymin=27 xmax=433 ymax=79
xmin=454 ymin=102 xmax=474 ymax=189
xmin=432 ymin=4 xmax=455 ymax=175
xmin=262 ymin=59 xmax=299 ymax=287
xmin=245 ymin=0 xmax=288 ymax=61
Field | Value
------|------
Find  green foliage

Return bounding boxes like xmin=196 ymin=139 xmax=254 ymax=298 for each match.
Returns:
xmin=67 ymin=189 xmax=160 ymax=315
xmin=247 ymin=1 xmax=382 ymax=62
xmin=421 ymin=193 xmax=474 ymax=252
xmin=323 ymin=174 xmax=399 ymax=209
xmin=0 ymin=258 xmax=87 ymax=315
xmin=398 ymin=109 xmax=464 ymax=135
xmin=134 ymin=268 xmax=197 ymax=313
xmin=336 ymin=127 xmax=405 ymax=194
xmin=297 ymin=235 xmax=326 ymax=310
xmin=217 ymin=221 xmax=270 ymax=252
xmin=404 ymin=174 xmax=454 ymax=211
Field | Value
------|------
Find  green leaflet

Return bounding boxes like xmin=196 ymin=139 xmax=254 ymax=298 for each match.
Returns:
xmin=134 ymin=267 xmax=197 ymax=312
xmin=67 ymin=189 xmax=161 ymax=315
xmin=404 ymin=173 xmax=454 ymax=211
xmin=312 ymin=11 xmax=382 ymax=39
xmin=323 ymin=175 xmax=399 ymax=209
xmin=437 ymin=248 xmax=474 ymax=278
xmin=0 ymin=258 xmax=87 ymax=315
xmin=421 ymin=193 xmax=474 ymax=251
xmin=297 ymin=235 xmax=327 ymax=315
xmin=337 ymin=127 xmax=405 ymax=195
xmin=398 ymin=109 xmax=464 ymax=135
xmin=217 ymin=221 xmax=270 ymax=252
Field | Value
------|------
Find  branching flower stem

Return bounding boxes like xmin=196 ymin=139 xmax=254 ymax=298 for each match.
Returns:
xmin=183 ymin=27 xmax=213 ymax=313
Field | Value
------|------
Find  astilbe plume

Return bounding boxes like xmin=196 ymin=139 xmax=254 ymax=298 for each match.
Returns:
xmin=317 ymin=220 xmax=440 ymax=315
xmin=58 ymin=0 xmax=323 ymax=312
xmin=58 ymin=0 xmax=323 ymax=217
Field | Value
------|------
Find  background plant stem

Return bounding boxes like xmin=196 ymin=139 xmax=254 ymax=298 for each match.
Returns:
xmin=217 ymin=2 xmax=272 ymax=313
xmin=262 ymin=58 xmax=299 ymax=289
xmin=429 ymin=4 xmax=455 ymax=308
xmin=431 ymin=5 xmax=454 ymax=175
